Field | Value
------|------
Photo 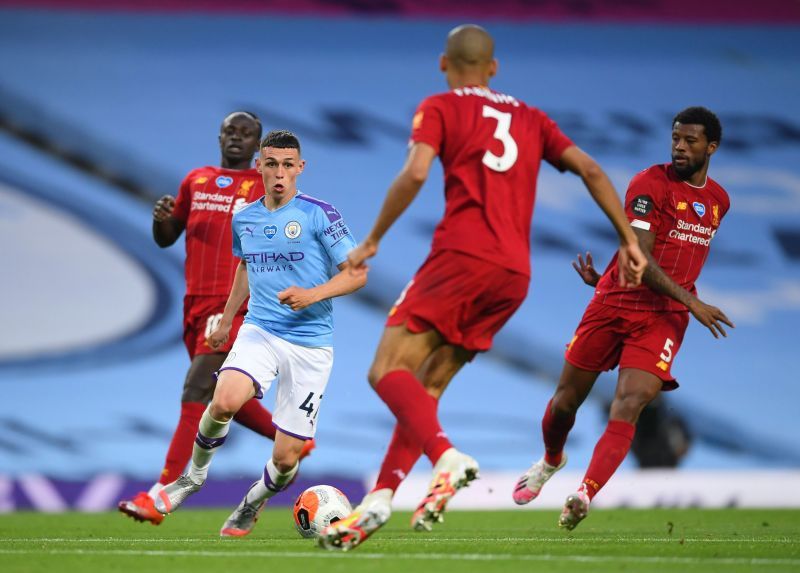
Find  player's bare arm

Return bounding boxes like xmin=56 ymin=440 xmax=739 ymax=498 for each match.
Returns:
xmin=572 ymin=252 xmax=600 ymax=287
xmin=207 ymin=259 xmax=250 ymax=349
xmin=279 ymin=262 xmax=367 ymax=312
xmin=152 ymin=195 xmax=185 ymax=247
xmin=348 ymin=143 xmax=438 ymax=272
xmin=633 ymin=227 xmax=734 ymax=338
xmin=559 ymin=146 xmax=646 ymax=288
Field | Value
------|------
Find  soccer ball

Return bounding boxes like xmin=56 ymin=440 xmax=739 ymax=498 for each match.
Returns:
xmin=292 ymin=484 xmax=352 ymax=538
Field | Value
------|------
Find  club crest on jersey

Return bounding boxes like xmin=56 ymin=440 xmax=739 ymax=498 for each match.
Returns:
xmin=712 ymin=204 xmax=720 ymax=226
xmin=692 ymin=202 xmax=706 ymax=218
xmin=264 ymin=225 xmax=278 ymax=239
xmin=285 ymin=221 xmax=302 ymax=239
xmin=216 ymin=176 xmax=233 ymax=189
xmin=237 ymin=180 xmax=255 ymax=196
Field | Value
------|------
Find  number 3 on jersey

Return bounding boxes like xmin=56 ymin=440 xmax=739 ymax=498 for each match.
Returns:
xmin=482 ymin=105 xmax=518 ymax=172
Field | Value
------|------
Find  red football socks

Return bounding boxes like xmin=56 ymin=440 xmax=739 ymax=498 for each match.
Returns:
xmin=542 ymin=399 xmax=576 ymax=467
xmin=234 ymin=398 xmax=277 ymax=440
xmin=159 ymin=401 xmax=205 ymax=485
xmin=374 ymin=423 xmax=424 ymax=492
xmin=375 ymin=370 xmax=452 ymax=465
xmin=581 ymin=419 xmax=636 ymax=500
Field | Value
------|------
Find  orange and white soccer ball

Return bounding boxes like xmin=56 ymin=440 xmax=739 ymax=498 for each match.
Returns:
xmin=292 ymin=484 xmax=352 ymax=538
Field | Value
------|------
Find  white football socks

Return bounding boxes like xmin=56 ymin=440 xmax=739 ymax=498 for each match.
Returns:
xmin=187 ymin=408 xmax=230 ymax=485
xmin=245 ymin=459 xmax=299 ymax=505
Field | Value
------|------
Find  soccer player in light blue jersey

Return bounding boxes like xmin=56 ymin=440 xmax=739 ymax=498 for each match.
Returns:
xmin=154 ymin=130 xmax=365 ymax=537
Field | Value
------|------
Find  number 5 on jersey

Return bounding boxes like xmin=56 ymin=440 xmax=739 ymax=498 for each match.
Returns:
xmin=482 ymin=105 xmax=518 ymax=172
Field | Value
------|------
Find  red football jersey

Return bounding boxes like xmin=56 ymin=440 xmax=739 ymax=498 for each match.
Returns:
xmin=171 ymin=166 xmax=264 ymax=296
xmin=411 ymin=86 xmax=574 ymax=276
xmin=594 ymin=164 xmax=730 ymax=311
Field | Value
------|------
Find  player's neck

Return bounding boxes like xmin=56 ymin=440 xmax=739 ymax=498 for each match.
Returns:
xmin=447 ymin=74 xmax=491 ymax=90
xmin=262 ymin=189 xmax=298 ymax=211
xmin=681 ymin=165 xmax=710 ymax=188
xmin=220 ymin=158 xmax=253 ymax=171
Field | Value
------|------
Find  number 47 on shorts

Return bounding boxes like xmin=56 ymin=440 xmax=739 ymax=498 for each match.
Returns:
xmin=299 ymin=392 xmax=322 ymax=419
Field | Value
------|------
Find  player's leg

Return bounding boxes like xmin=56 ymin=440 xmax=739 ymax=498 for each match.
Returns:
xmin=370 ymin=326 xmax=479 ymax=510
xmin=320 ymin=336 xmax=470 ymax=551
xmin=340 ymin=345 xmax=471 ymax=542
xmin=559 ymin=368 xmax=660 ymax=530
xmin=220 ymin=430 xmax=306 ymax=537
xmin=117 ymin=352 xmax=222 ymax=525
xmin=407 ymin=344 xmax=476 ymax=531
xmin=155 ymin=369 xmax=257 ymax=515
xmin=560 ymin=311 xmax=688 ymax=529
xmin=513 ymin=362 xmax=599 ymax=505
xmin=223 ymin=334 xmax=327 ymax=536
xmin=374 ymin=344 xmax=470 ymax=494
xmin=368 ymin=325 xmax=461 ymax=463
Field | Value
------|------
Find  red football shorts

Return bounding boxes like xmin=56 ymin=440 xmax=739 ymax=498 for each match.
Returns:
xmin=385 ymin=249 xmax=529 ymax=352
xmin=565 ymin=299 xmax=690 ymax=390
xmin=182 ymin=295 xmax=247 ymax=360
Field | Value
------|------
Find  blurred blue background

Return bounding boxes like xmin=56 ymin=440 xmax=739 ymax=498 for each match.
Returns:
xmin=0 ymin=3 xmax=798 ymax=510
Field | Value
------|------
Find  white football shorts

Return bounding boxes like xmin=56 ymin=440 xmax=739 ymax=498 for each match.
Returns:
xmin=219 ymin=323 xmax=333 ymax=440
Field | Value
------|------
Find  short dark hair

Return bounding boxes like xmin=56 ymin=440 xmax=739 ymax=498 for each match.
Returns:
xmin=260 ymin=130 xmax=301 ymax=154
xmin=672 ymin=107 xmax=722 ymax=144
xmin=223 ymin=110 xmax=262 ymax=139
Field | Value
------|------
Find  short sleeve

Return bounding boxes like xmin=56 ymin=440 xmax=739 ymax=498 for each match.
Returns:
xmin=537 ymin=110 xmax=574 ymax=171
xmin=172 ymin=172 xmax=194 ymax=223
xmin=316 ymin=206 xmax=357 ymax=267
xmin=231 ymin=217 xmax=243 ymax=258
xmin=410 ymin=97 xmax=445 ymax=154
xmin=624 ymin=172 xmax=665 ymax=234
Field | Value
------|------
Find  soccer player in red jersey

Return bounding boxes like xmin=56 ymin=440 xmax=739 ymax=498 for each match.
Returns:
xmin=512 ymin=106 xmax=734 ymax=530
xmin=118 ymin=112 xmax=312 ymax=526
xmin=318 ymin=25 xmax=646 ymax=551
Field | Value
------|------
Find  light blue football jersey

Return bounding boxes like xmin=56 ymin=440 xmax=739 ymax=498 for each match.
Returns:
xmin=231 ymin=192 xmax=357 ymax=347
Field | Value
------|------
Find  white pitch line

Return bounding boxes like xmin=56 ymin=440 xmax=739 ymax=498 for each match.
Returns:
xmin=0 ymin=548 xmax=798 ymax=566
xmin=0 ymin=536 xmax=796 ymax=544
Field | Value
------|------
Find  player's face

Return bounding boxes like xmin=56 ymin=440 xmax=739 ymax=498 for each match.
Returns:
xmin=258 ymin=147 xmax=305 ymax=204
xmin=219 ymin=114 xmax=260 ymax=164
xmin=671 ymin=123 xmax=716 ymax=179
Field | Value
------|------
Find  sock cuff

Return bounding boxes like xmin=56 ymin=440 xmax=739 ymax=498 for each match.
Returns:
xmin=375 ymin=369 xmax=415 ymax=391
xmin=181 ymin=402 xmax=207 ymax=416
xmin=198 ymin=408 xmax=231 ymax=438
xmin=606 ymin=419 xmax=636 ymax=440
xmin=263 ymin=459 xmax=299 ymax=493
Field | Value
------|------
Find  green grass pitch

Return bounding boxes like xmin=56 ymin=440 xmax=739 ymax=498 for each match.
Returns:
xmin=1 ymin=509 xmax=798 ymax=572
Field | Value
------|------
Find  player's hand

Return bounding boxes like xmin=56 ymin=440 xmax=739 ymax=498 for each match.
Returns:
xmin=278 ymin=286 xmax=318 ymax=311
xmin=206 ymin=321 xmax=232 ymax=350
xmin=347 ymin=239 xmax=378 ymax=277
xmin=572 ymin=252 xmax=601 ymax=287
xmin=687 ymin=299 xmax=735 ymax=339
xmin=616 ymin=241 xmax=647 ymax=288
xmin=153 ymin=195 xmax=176 ymax=223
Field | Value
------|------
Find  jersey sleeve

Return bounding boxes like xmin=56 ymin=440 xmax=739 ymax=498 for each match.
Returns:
xmin=537 ymin=110 xmax=574 ymax=171
xmin=409 ymin=96 xmax=445 ymax=154
xmin=172 ymin=171 xmax=194 ymax=223
xmin=624 ymin=171 xmax=666 ymax=234
xmin=231 ymin=216 xmax=243 ymax=258
xmin=316 ymin=206 xmax=357 ymax=267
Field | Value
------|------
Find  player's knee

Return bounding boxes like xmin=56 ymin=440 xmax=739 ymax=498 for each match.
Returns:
xmin=209 ymin=394 xmax=239 ymax=420
xmin=367 ymin=364 xmax=384 ymax=389
xmin=612 ymin=390 xmax=656 ymax=422
xmin=272 ymin=451 xmax=299 ymax=472
xmin=551 ymin=388 xmax=581 ymax=415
